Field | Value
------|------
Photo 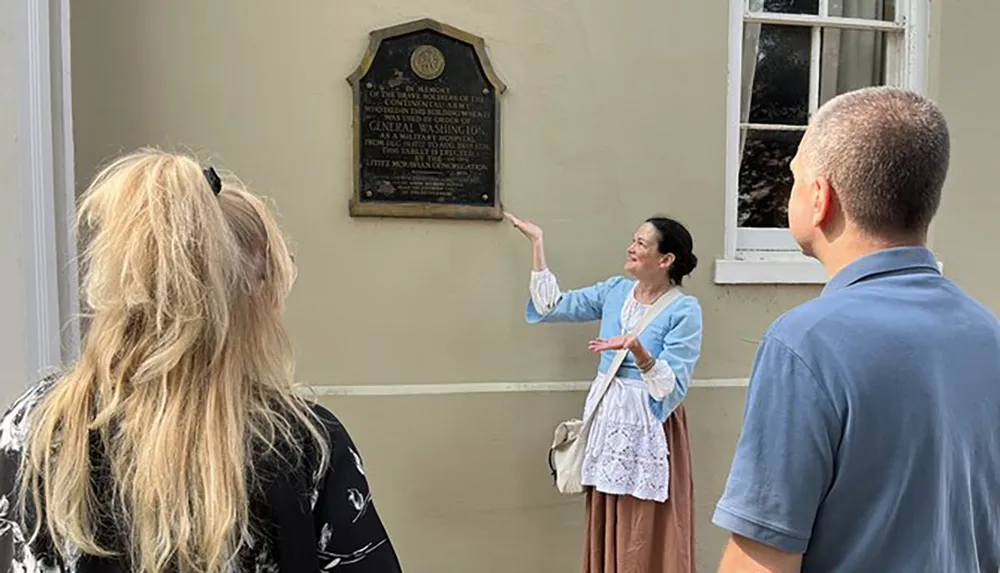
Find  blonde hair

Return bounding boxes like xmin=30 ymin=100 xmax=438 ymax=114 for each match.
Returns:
xmin=19 ymin=149 xmax=329 ymax=572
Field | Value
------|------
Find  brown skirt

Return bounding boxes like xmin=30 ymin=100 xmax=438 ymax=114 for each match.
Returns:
xmin=581 ymin=405 xmax=695 ymax=573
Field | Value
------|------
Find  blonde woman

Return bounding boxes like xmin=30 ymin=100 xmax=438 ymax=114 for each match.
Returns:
xmin=0 ymin=150 xmax=401 ymax=572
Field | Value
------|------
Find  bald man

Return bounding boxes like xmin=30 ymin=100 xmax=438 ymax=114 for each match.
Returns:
xmin=714 ymin=87 xmax=1000 ymax=572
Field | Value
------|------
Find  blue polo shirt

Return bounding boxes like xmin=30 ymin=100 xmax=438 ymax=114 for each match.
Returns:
xmin=713 ymin=247 xmax=1000 ymax=572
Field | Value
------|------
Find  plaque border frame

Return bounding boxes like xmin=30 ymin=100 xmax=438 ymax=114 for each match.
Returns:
xmin=347 ymin=18 xmax=507 ymax=221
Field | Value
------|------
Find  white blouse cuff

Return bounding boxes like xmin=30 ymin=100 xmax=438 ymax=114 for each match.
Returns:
xmin=641 ymin=359 xmax=677 ymax=401
xmin=529 ymin=269 xmax=561 ymax=314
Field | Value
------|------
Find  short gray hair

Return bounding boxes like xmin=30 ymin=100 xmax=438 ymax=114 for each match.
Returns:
xmin=803 ymin=86 xmax=950 ymax=239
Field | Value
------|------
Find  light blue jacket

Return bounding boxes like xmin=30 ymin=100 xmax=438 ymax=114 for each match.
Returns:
xmin=526 ymin=275 xmax=703 ymax=422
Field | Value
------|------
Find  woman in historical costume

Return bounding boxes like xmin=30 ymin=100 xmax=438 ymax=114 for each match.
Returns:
xmin=507 ymin=212 xmax=702 ymax=573
xmin=0 ymin=149 xmax=402 ymax=572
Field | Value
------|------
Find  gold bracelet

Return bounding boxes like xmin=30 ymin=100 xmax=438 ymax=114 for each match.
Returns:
xmin=637 ymin=356 xmax=655 ymax=373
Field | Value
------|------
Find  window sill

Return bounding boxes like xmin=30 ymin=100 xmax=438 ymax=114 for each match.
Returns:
xmin=714 ymin=256 xmax=945 ymax=285
xmin=714 ymin=256 xmax=829 ymax=284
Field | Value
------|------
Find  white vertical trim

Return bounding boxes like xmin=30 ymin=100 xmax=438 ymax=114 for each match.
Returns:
xmin=885 ymin=30 xmax=904 ymax=86
xmin=18 ymin=0 xmax=62 ymax=379
xmin=906 ymin=0 xmax=929 ymax=94
xmin=808 ymin=27 xmax=822 ymax=114
xmin=17 ymin=0 xmax=75 ymax=378
xmin=811 ymin=0 xmax=827 ymax=112
xmin=57 ymin=0 xmax=80 ymax=360
xmin=724 ymin=0 xmax=743 ymax=260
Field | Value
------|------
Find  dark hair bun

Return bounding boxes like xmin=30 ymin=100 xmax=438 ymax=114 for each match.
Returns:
xmin=645 ymin=216 xmax=697 ymax=286
xmin=673 ymin=251 xmax=698 ymax=278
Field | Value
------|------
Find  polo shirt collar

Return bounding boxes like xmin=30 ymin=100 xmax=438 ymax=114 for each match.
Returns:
xmin=822 ymin=246 xmax=940 ymax=295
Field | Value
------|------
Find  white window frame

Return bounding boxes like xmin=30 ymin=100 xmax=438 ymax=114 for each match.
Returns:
xmin=715 ymin=0 xmax=930 ymax=284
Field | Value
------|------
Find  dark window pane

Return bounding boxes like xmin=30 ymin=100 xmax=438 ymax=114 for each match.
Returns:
xmin=819 ymin=27 xmax=890 ymax=106
xmin=760 ymin=0 xmax=820 ymax=15
xmin=738 ymin=129 xmax=804 ymax=228
xmin=745 ymin=24 xmax=811 ymax=125
xmin=828 ymin=0 xmax=896 ymax=21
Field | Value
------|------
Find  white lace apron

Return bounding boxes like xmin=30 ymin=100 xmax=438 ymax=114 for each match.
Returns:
xmin=531 ymin=270 xmax=674 ymax=502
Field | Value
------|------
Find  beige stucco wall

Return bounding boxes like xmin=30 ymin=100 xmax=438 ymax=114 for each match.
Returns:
xmin=68 ymin=0 xmax=993 ymax=571
xmin=0 ymin=3 xmax=29 ymax=408
xmin=930 ymin=0 xmax=1000 ymax=312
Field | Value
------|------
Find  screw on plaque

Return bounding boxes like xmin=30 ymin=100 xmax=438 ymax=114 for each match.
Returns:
xmin=482 ymin=194 xmax=489 ymax=201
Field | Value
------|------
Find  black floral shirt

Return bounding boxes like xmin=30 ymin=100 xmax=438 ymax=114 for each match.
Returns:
xmin=0 ymin=379 xmax=403 ymax=572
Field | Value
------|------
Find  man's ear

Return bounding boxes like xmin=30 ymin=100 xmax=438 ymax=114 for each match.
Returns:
xmin=812 ymin=176 xmax=837 ymax=229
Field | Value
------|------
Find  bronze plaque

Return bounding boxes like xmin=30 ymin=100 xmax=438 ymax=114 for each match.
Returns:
xmin=348 ymin=19 xmax=506 ymax=220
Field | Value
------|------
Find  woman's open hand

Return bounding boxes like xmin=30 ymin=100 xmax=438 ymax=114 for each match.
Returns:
xmin=505 ymin=212 xmax=544 ymax=244
xmin=588 ymin=335 xmax=638 ymax=353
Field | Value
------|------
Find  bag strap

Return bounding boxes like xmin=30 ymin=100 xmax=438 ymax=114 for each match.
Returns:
xmin=581 ymin=288 xmax=683 ymax=429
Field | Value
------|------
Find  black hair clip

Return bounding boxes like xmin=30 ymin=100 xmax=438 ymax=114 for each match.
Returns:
xmin=203 ymin=167 xmax=222 ymax=196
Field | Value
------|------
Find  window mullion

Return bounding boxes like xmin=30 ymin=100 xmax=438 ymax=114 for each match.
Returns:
xmin=740 ymin=123 xmax=808 ymax=131
xmin=885 ymin=33 xmax=903 ymax=86
xmin=743 ymin=13 xmax=903 ymax=31
xmin=811 ymin=0 xmax=827 ymax=115
xmin=809 ymin=26 xmax=821 ymax=115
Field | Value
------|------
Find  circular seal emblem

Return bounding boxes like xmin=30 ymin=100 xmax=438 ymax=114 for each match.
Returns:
xmin=410 ymin=45 xmax=446 ymax=80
